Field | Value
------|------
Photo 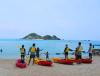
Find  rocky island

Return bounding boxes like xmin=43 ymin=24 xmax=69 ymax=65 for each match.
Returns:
xmin=22 ymin=33 xmax=61 ymax=40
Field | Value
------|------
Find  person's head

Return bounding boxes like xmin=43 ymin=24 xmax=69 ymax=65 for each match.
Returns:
xmin=32 ymin=43 xmax=35 ymax=47
xmin=65 ymin=44 xmax=68 ymax=48
xmin=89 ymin=43 xmax=92 ymax=46
xmin=78 ymin=42 xmax=81 ymax=46
xmin=22 ymin=45 xmax=24 ymax=48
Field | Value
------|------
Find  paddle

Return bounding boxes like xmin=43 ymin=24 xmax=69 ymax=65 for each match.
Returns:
xmin=55 ymin=53 xmax=63 ymax=55
xmin=55 ymin=52 xmax=75 ymax=55
xmin=82 ymin=51 xmax=89 ymax=54
xmin=94 ymin=44 xmax=100 ymax=46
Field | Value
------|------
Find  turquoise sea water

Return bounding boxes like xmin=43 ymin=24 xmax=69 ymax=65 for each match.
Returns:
xmin=0 ymin=39 xmax=100 ymax=59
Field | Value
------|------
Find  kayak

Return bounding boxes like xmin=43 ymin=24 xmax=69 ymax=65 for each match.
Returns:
xmin=16 ymin=59 xmax=27 ymax=68
xmin=52 ymin=58 xmax=61 ymax=63
xmin=82 ymin=59 xmax=92 ymax=64
xmin=34 ymin=58 xmax=40 ymax=64
xmin=52 ymin=58 xmax=73 ymax=65
xmin=58 ymin=59 xmax=73 ymax=65
xmin=38 ymin=60 xmax=52 ymax=66
xmin=53 ymin=57 xmax=92 ymax=64
xmin=26 ymin=57 xmax=52 ymax=66
xmin=52 ymin=58 xmax=81 ymax=64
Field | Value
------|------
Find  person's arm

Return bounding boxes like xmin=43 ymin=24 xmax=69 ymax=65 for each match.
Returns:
xmin=40 ymin=49 xmax=43 ymax=51
xmin=81 ymin=47 xmax=83 ymax=52
xmin=64 ymin=48 xmax=66 ymax=53
xmin=24 ymin=48 xmax=26 ymax=55
xmin=70 ymin=48 xmax=73 ymax=51
xmin=35 ymin=48 xmax=37 ymax=52
xmin=28 ymin=47 xmax=31 ymax=55
xmin=35 ymin=48 xmax=37 ymax=55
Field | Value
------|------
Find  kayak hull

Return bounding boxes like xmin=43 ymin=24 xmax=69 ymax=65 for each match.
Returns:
xmin=16 ymin=59 xmax=27 ymax=68
xmin=82 ymin=59 xmax=92 ymax=64
xmin=58 ymin=59 xmax=73 ymax=65
xmin=52 ymin=58 xmax=61 ymax=63
xmin=53 ymin=58 xmax=82 ymax=64
xmin=38 ymin=60 xmax=52 ymax=66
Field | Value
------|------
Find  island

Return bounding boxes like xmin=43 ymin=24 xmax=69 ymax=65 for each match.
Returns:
xmin=22 ymin=33 xmax=61 ymax=40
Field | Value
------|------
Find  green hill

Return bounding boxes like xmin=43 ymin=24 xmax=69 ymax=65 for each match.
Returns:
xmin=22 ymin=33 xmax=61 ymax=40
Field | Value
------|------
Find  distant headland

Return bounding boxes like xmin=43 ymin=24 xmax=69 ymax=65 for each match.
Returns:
xmin=22 ymin=33 xmax=61 ymax=40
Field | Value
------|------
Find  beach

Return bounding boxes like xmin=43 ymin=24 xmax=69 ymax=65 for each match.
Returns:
xmin=0 ymin=56 xmax=100 ymax=76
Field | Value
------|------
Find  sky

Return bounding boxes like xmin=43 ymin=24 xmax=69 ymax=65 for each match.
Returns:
xmin=0 ymin=0 xmax=100 ymax=40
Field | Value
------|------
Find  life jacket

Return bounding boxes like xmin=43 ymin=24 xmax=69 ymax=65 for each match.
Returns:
xmin=20 ymin=48 xmax=25 ymax=54
xmin=65 ymin=48 xmax=70 ymax=52
xmin=76 ymin=46 xmax=83 ymax=55
xmin=77 ymin=46 xmax=83 ymax=52
xmin=31 ymin=47 xmax=36 ymax=53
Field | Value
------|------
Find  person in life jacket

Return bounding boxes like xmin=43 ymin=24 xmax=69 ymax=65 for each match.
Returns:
xmin=28 ymin=43 xmax=36 ymax=65
xmin=20 ymin=45 xmax=26 ymax=63
xmin=64 ymin=44 xmax=72 ymax=59
xmin=88 ymin=43 xmax=93 ymax=59
xmin=76 ymin=42 xmax=83 ymax=60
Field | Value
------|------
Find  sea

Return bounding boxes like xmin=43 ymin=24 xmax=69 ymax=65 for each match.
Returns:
xmin=0 ymin=39 xmax=100 ymax=59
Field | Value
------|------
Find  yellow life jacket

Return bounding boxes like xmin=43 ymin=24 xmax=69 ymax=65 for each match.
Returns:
xmin=31 ymin=47 xmax=36 ymax=53
xmin=20 ymin=48 xmax=25 ymax=53
xmin=65 ymin=48 xmax=70 ymax=52
xmin=77 ymin=46 xmax=83 ymax=52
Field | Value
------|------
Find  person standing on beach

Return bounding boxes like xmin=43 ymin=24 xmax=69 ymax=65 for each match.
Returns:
xmin=36 ymin=47 xmax=41 ymax=58
xmin=92 ymin=45 xmax=95 ymax=56
xmin=88 ymin=43 xmax=93 ymax=59
xmin=76 ymin=42 xmax=83 ymax=60
xmin=46 ymin=51 xmax=49 ymax=60
xmin=64 ymin=44 xmax=72 ymax=59
xmin=0 ymin=48 xmax=3 ymax=53
xmin=28 ymin=43 xmax=36 ymax=65
xmin=20 ymin=45 xmax=26 ymax=63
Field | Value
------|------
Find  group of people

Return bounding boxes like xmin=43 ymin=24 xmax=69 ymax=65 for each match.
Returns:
xmin=20 ymin=43 xmax=49 ymax=65
xmin=20 ymin=42 xmax=93 ymax=65
xmin=64 ymin=42 xmax=93 ymax=60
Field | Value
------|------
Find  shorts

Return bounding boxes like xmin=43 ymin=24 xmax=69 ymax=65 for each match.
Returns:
xmin=77 ymin=55 xmax=82 ymax=59
xmin=65 ymin=52 xmax=68 ymax=55
xmin=21 ymin=53 xmax=25 ymax=58
xmin=30 ymin=54 xmax=35 ymax=58
xmin=76 ymin=52 xmax=82 ymax=59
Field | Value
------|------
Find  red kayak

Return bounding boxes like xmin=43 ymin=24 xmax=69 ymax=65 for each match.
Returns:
xmin=58 ymin=59 xmax=73 ymax=65
xmin=16 ymin=59 xmax=27 ymax=68
xmin=38 ymin=60 xmax=52 ymax=66
xmin=82 ymin=59 xmax=92 ymax=64
xmin=72 ymin=59 xmax=82 ymax=63
xmin=66 ymin=59 xmax=92 ymax=64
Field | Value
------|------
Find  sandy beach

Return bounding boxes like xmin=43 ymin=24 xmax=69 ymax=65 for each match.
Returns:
xmin=0 ymin=56 xmax=100 ymax=76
